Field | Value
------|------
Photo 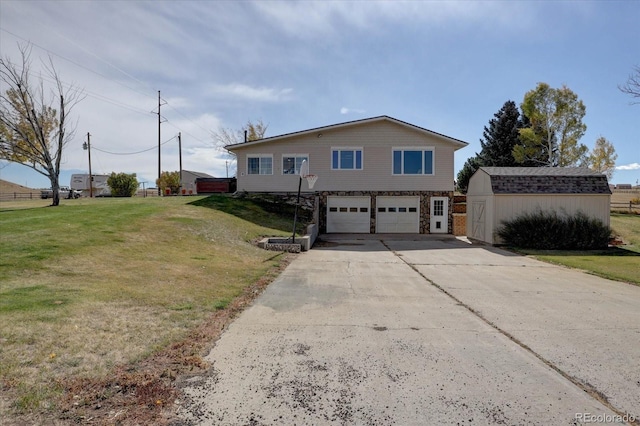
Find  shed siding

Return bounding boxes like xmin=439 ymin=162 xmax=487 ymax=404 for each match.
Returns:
xmin=233 ymin=121 xmax=456 ymax=193
xmin=492 ymin=194 xmax=611 ymax=243
xmin=466 ymin=170 xmax=494 ymax=241
xmin=467 ymin=169 xmax=493 ymax=196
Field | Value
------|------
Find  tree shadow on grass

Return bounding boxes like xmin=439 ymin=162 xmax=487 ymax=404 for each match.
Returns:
xmin=189 ymin=194 xmax=311 ymax=234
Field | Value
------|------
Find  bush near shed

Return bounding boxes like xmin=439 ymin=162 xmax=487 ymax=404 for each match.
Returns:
xmin=497 ymin=210 xmax=611 ymax=250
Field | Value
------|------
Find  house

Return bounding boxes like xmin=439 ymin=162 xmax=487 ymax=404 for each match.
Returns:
xmin=466 ymin=167 xmax=611 ymax=245
xmin=180 ymin=170 xmax=214 ymax=194
xmin=225 ymin=116 xmax=468 ymax=234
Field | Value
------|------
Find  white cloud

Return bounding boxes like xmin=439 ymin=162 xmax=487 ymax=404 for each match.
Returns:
xmin=252 ymin=1 xmax=539 ymax=39
xmin=208 ymin=83 xmax=293 ymax=102
xmin=340 ymin=107 xmax=366 ymax=115
xmin=616 ymin=163 xmax=640 ymax=171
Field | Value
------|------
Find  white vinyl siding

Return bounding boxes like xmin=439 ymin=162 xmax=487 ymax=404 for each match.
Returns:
xmin=247 ymin=155 xmax=272 ymax=175
xmin=392 ymin=147 xmax=434 ymax=175
xmin=282 ymin=154 xmax=309 ymax=175
xmin=232 ymin=120 xmax=459 ymax=192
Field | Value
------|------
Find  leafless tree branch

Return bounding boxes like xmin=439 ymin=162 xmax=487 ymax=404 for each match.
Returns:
xmin=619 ymin=65 xmax=640 ymax=105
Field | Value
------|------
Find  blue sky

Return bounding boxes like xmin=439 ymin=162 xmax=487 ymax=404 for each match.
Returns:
xmin=1 ymin=0 xmax=638 ymax=188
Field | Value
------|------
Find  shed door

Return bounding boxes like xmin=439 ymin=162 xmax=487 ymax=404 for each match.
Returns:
xmin=471 ymin=201 xmax=485 ymax=241
xmin=327 ymin=196 xmax=371 ymax=233
xmin=430 ymin=197 xmax=449 ymax=233
xmin=376 ymin=196 xmax=420 ymax=233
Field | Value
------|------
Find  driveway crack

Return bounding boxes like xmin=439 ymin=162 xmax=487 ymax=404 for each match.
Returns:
xmin=380 ymin=239 xmax=637 ymax=424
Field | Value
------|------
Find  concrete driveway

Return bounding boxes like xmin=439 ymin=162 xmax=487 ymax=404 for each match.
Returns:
xmin=178 ymin=235 xmax=640 ymax=425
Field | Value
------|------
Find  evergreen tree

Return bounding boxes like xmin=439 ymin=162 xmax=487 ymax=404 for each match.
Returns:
xmin=456 ymin=156 xmax=481 ymax=194
xmin=457 ymin=100 xmax=530 ymax=193
xmin=479 ymin=100 xmax=528 ymax=166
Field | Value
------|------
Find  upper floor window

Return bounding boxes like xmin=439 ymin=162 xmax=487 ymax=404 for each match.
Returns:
xmin=282 ymin=155 xmax=309 ymax=175
xmin=247 ymin=155 xmax=273 ymax=175
xmin=392 ymin=148 xmax=434 ymax=175
xmin=332 ymin=148 xmax=363 ymax=170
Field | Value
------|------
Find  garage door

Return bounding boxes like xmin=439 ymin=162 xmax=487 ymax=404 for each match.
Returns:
xmin=376 ymin=196 xmax=420 ymax=233
xmin=327 ymin=196 xmax=371 ymax=233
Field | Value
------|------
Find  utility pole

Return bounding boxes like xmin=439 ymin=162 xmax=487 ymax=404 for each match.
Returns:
xmin=178 ymin=132 xmax=183 ymax=195
xmin=83 ymin=132 xmax=93 ymax=197
xmin=157 ymin=90 xmax=161 ymax=196
xmin=226 ymin=160 xmax=229 ymax=178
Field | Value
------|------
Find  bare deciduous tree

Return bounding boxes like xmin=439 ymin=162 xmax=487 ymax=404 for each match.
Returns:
xmin=619 ymin=65 xmax=640 ymax=104
xmin=0 ymin=44 xmax=84 ymax=206
xmin=212 ymin=119 xmax=268 ymax=177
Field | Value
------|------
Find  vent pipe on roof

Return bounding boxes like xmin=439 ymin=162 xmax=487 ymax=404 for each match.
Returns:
xmin=244 ymin=130 xmax=247 ymax=143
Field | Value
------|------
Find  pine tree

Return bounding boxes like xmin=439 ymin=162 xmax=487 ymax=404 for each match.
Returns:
xmin=457 ymin=100 xmax=529 ymax=193
xmin=479 ymin=100 xmax=527 ymax=167
xmin=456 ymin=156 xmax=481 ymax=194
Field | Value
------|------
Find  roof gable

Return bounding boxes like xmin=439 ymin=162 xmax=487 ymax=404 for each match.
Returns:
xmin=225 ymin=116 xmax=468 ymax=151
xmin=479 ymin=167 xmax=611 ymax=194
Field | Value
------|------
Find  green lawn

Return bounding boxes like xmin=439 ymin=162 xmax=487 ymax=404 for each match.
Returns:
xmin=0 ymin=195 xmax=294 ymax=420
xmin=517 ymin=214 xmax=640 ymax=285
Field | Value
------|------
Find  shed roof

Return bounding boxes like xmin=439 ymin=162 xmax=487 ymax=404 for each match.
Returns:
xmin=182 ymin=170 xmax=214 ymax=178
xmin=479 ymin=167 xmax=611 ymax=194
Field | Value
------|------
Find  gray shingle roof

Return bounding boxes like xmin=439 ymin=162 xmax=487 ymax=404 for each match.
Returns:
xmin=480 ymin=167 xmax=611 ymax=194
xmin=225 ymin=116 xmax=469 ymax=150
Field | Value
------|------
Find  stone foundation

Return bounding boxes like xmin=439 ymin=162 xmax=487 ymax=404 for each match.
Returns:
xmin=240 ymin=191 xmax=455 ymax=235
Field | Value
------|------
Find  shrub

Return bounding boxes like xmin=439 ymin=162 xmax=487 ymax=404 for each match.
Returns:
xmin=497 ymin=210 xmax=611 ymax=250
xmin=107 ymin=172 xmax=138 ymax=197
xmin=156 ymin=171 xmax=181 ymax=195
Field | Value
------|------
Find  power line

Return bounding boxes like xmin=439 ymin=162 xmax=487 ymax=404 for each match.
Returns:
xmin=164 ymin=101 xmax=213 ymax=141
xmin=91 ymin=135 xmax=177 ymax=155
xmin=2 ymin=28 xmax=215 ymax=147
xmin=4 ymin=58 xmax=153 ymax=116
xmin=0 ymin=27 xmax=156 ymax=100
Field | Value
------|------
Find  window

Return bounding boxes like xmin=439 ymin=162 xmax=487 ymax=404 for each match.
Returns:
xmin=247 ymin=155 xmax=272 ymax=175
xmin=433 ymin=199 xmax=444 ymax=216
xmin=392 ymin=148 xmax=434 ymax=175
xmin=282 ymin=155 xmax=309 ymax=175
xmin=332 ymin=148 xmax=363 ymax=170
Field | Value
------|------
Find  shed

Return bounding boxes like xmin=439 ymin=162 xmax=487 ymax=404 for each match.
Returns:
xmin=466 ymin=167 xmax=611 ymax=245
xmin=180 ymin=170 xmax=214 ymax=194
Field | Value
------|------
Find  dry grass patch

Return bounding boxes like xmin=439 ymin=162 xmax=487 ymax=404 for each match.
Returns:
xmin=0 ymin=196 xmax=295 ymax=424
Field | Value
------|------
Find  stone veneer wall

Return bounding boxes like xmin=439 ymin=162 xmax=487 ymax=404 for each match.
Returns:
xmin=318 ymin=191 xmax=453 ymax=234
xmin=241 ymin=191 xmax=454 ymax=234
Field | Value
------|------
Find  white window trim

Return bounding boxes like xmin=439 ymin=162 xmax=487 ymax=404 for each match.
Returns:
xmin=391 ymin=146 xmax=435 ymax=176
xmin=281 ymin=154 xmax=309 ymax=175
xmin=247 ymin=154 xmax=273 ymax=175
xmin=331 ymin=146 xmax=364 ymax=171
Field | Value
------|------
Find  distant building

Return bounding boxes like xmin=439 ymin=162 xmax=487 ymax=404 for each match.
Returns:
xmin=180 ymin=170 xmax=214 ymax=194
